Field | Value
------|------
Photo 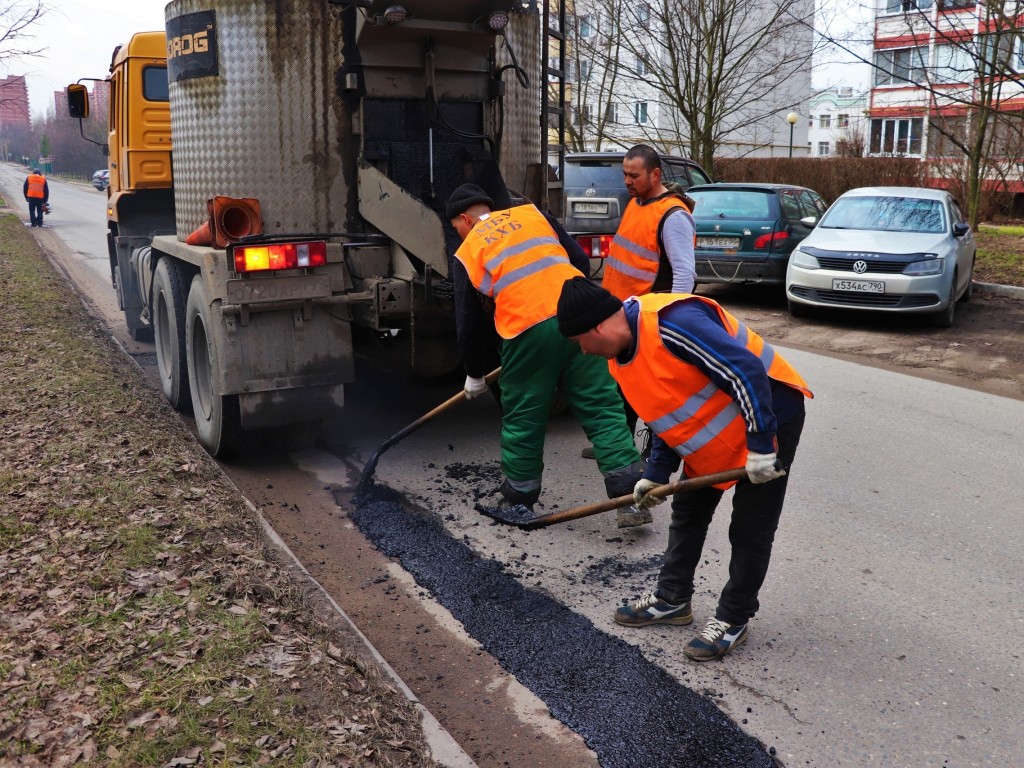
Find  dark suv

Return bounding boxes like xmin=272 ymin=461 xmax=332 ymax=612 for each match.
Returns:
xmin=561 ymin=151 xmax=712 ymax=266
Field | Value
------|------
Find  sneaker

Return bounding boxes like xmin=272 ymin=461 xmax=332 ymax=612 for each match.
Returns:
xmin=616 ymin=505 xmax=653 ymax=528
xmin=613 ymin=591 xmax=693 ymax=627
xmin=581 ymin=445 xmax=596 ymax=459
xmin=684 ymin=618 xmax=749 ymax=661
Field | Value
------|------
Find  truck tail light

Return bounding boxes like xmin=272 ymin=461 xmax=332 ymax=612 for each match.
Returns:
xmin=233 ymin=241 xmax=328 ymax=273
xmin=576 ymin=234 xmax=613 ymax=258
xmin=753 ymin=231 xmax=788 ymax=250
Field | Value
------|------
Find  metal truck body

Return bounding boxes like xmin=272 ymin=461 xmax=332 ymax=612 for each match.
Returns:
xmin=69 ymin=0 xmax=550 ymax=457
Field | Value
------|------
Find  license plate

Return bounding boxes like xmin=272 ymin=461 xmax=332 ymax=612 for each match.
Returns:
xmin=697 ymin=236 xmax=740 ymax=249
xmin=226 ymin=275 xmax=332 ymax=304
xmin=832 ymin=279 xmax=884 ymax=293
xmin=574 ymin=202 xmax=609 ymax=214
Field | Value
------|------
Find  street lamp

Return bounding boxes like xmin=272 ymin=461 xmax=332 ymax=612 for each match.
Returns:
xmin=786 ymin=112 xmax=799 ymax=158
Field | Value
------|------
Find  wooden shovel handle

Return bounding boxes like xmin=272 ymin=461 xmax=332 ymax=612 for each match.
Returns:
xmin=523 ymin=468 xmax=748 ymax=529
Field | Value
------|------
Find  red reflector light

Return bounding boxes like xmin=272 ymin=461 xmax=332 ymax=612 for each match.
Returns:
xmin=233 ymin=241 xmax=327 ymax=272
xmin=753 ymin=231 xmax=788 ymax=250
xmin=576 ymin=234 xmax=614 ymax=258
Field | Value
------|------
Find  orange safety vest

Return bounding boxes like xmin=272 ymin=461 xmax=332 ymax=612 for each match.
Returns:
xmin=610 ymin=293 xmax=812 ymax=488
xmin=26 ymin=173 xmax=46 ymax=199
xmin=602 ymin=192 xmax=693 ymax=301
xmin=455 ymin=204 xmax=583 ymax=339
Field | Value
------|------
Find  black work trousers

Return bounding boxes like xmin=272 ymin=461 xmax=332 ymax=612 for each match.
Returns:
xmin=656 ymin=404 xmax=805 ymax=626
xmin=28 ymin=199 xmax=44 ymax=227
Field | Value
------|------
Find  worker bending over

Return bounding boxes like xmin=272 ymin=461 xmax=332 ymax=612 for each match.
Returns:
xmin=557 ymin=277 xmax=812 ymax=660
xmin=448 ymin=184 xmax=648 ymax=527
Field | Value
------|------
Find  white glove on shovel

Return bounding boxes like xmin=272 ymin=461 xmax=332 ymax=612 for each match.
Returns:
xmin=746 ymin=451 xmax=786 ymax=484
xmin=633 ymin=478 xmax=667 ymax=510
xmin=463 ymin=375 xmax=489 ymax=400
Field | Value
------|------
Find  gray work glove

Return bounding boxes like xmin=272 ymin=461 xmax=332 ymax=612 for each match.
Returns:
xmin=746 ymin=451 xmax=786 ymax=484
xmin=463 ymin=375 xmax=489 ymax=400
xmin=632 ymin=478 xmax=666 ymax=510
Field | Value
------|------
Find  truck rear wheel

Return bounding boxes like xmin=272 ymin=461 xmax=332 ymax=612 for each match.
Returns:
xmin=185 ymin=276 xmax=243 ymax=458
xmin=153 ymin=257 xmax=191 ymax=412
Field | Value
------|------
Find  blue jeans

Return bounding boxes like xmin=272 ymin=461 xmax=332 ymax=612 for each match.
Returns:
xmin=656 ymin=404 xmax=806 ymax=625
xmin=28 ymin=199 xmax=44 ymax=227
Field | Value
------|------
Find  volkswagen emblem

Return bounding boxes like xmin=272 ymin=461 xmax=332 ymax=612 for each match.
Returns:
xmin=714 ymin=224 xmax=721 ymax=232
xmin=853 ymin=260 xmax=868 ymax=274
xmin=585 ymin=188 xmax=596 ymax=197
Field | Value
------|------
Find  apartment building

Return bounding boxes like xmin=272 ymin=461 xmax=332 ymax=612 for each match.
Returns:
xmin=808 ymin=87 xmax=869 ymax=156
xmin=562 ymin=0 xmax=813 ymax=160
xmin=868 ymin=0 xmax=1024 ymax=192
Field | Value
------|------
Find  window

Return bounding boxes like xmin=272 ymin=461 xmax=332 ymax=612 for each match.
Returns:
xmin=143 ymin=66 xmax=169 ymax=102
xmin=817 ymin=141 xmax=831 ymax=156
xmin=819 ymin=115 xmax=832 ymax=129
xmin=579 ymin=59 xmax=592 ymax=81
xmin=578 ymin=15 xmax=594 ymax=38
xmin=837 ymin=113 xmax=850 ymax=128
xmin=605 ymin=103 xmax=618 ymax=124
xmin=635 ymin=102 xmax=648 ymax=124
xmin=637 ymin=4 xmax=650 ymax=29
xmin=884 ymin=0 xmax=934 ymax=12
xmin=576 ymin=104 xmax=593 ymax=125
xmin=874 ymin=46 xmax=928 ymax=85
xmin=934 ymin=42 xmax=974 ymax=83
xmin=869 ymin=117 xmax=924 ymax=155
xmin=636 ymin=57 xmax=648 ymax=76
xmin=938 ymin=0 xmax=973 ymax=9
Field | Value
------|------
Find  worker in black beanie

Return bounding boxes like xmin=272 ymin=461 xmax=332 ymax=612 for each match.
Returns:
xmin=447 ymin=186 xmax=649 ymax=527
xmin=557 ymin=276 xmax=812 ymax=661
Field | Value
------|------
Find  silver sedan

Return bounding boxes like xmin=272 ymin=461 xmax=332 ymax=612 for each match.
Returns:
xmin=785 ymin=186 xmax=976 ymax=327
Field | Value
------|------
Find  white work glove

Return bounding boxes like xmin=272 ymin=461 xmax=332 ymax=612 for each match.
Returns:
xmin=633 ymin=478 xmax=667 ymax=510
xmin=463 ymin=375 xmax=489 ymax=400
xmin=746 ymin=451 xmax=786 ymax=484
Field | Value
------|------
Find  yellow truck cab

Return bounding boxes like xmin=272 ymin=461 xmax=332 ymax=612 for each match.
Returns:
xmin=106 ymin=31 xmax=172 ymax=204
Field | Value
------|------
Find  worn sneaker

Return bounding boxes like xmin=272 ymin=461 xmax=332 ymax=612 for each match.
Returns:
xmin=616 ymin=505 xmax=653 ymax=528
xmin=614 ymin=591 xmax=693 ymax=627
xmin=581 ymin=445 xmax=596 ymax=459
xmin=684 ymin=618 xmax=749 ymax=661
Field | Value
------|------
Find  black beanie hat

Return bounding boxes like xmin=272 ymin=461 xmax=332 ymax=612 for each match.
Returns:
xmin=446 ymin=183 xmax=494 ymax=219
xmin=557 ymin=276 xmax=623 ymax=337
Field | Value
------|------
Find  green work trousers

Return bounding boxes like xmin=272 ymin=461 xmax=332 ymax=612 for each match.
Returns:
xmin=499 ymin=317 xmax=640 ymax=485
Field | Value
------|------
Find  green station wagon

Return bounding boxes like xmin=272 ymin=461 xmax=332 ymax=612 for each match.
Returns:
xmin=688 ymin=183 xmax=827 ymax=288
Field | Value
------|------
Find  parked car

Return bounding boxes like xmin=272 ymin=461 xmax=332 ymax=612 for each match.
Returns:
xmin=785 ymin=186 xmax=975 ymax=327
xmin=687 ymin=182 xmax=827 ymax=288
xmin=562 ymin=151 xmax=712 ymax=267
xmin=91 ymin=169 xmax=109 ymax=191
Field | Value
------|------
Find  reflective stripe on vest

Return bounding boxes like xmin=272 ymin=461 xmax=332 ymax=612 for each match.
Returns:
xmin=602 ymin=194 xmax=690 ymax=300
xmin=610 ymin=293 xmax=811 ymax=487
xmin=455 ymin=204 xmax=583 ymax=339
xmin=26 ymin=175 xmax=46 ymax=199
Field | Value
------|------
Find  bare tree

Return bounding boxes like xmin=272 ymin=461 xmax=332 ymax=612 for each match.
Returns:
xmin=816 ymin=0 xmax=1024 ymax=229
xmin=0 ymin=1 xmax=49 ymax=65
xmin=572 ymin=0 xmax=820 ymax=174
xmin=834 ymin=123 xmax=867 ymax=157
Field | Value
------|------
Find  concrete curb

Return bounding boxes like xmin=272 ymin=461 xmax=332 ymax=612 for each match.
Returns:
xmin=974 ymin=280 xmax=1024 ymax=299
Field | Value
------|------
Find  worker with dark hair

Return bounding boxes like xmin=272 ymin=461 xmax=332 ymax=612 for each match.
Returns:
xmin=580 ymin=143 xmax=697 ymax=464
xmin=556 ymin=276 xmax=812 ymax=660
xmin=447 ymin=183 xmax=649 ymax=528
xmin=24 ymin=169 xmax=49 ymax=228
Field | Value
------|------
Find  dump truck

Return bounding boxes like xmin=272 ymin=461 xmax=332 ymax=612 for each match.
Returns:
xmin=67 ymin=0 xmax=565 ymax=458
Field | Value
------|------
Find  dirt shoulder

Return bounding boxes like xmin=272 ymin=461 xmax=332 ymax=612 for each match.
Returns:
xmin=700 ymin=283 xmax=1024 ymax=402
xmin=0 ymin=213 xmax=439 ymax=766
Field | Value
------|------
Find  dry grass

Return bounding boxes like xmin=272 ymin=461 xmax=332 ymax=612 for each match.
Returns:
xmin=976 ymin=225 xmax=1024 ymax=287
xmin=0 ymin=212 xmax=438 ymax=767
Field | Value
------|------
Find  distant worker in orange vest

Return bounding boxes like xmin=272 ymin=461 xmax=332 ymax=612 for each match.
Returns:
xmin=581 ymin=144 xmax=697 ymax=461
xmin=447 ymin=183 xmax=649 ymax=527
xmin=24 ymin=169 xmax=49 ymax=228
xmin=557 ymin=277 xmax=812 ymax=660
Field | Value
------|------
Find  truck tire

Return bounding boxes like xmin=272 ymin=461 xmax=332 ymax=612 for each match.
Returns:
xmin=153 ymin=258 xmax=191 ymax=412
xmin=185 ymin=275 xmax=243 ymax=458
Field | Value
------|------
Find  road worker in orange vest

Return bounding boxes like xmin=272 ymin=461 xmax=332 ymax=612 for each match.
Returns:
xmin=447 ymin=183 xmax=649 ymax=527
xmin=557 ymin=276 xmax=812 ymax=660
xmin=24 ymin=169 xmax=49 ymax=228
xmin=580 ymin=144 xmax=697 ymax=462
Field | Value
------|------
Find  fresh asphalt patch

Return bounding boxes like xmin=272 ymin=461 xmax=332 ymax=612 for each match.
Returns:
xmin=339 ymin=478 xmax=779 ymax=768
